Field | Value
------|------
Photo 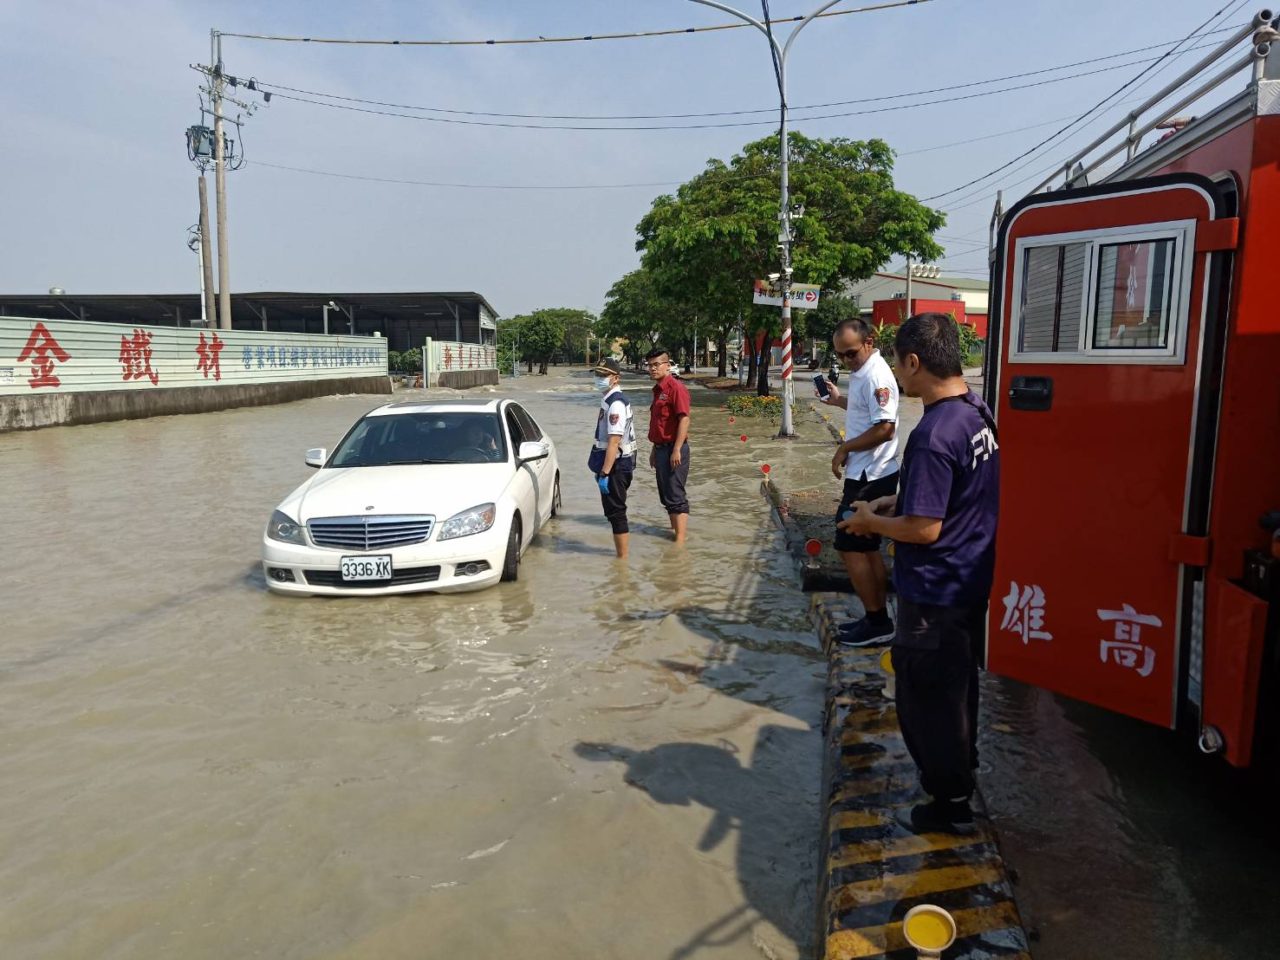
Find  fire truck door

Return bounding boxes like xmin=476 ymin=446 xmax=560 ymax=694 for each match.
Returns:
xmin=984 ymin=176 xmax=1231 ymax=729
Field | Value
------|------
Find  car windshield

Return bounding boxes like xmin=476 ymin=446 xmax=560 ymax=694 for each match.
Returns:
xmin=329 ymin=411 xmax=507 ymax=467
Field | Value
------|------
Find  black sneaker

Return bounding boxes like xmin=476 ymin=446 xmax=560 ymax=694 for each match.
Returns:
xmin=834 ymin=618 xmax=895 ymax=647
xmin=896 ymin=798 xmax=977 ymax=836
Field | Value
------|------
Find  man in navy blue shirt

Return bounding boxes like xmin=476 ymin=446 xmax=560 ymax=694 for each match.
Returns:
xmin=839 ymin=313 xmax=999 ymax=835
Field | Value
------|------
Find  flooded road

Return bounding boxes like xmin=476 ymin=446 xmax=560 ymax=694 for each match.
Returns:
xmin=979 ymin=677 xmax=1280 ymax=959
xmin=0 ymin=370 xmax=826 ymax=960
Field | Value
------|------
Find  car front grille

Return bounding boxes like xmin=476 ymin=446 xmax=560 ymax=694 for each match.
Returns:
xmin=307 ymin=515 xmax=434 ymax=550
xmin=302 ymin=566 xmax=442 ymax=589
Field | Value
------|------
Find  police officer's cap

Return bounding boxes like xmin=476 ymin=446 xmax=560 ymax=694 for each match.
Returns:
xmin=594 ymin=358 xmax=622 ymax=377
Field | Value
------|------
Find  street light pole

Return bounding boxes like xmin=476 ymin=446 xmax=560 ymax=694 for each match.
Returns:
xmin=689 ymin=0 xmax=847 ymax=437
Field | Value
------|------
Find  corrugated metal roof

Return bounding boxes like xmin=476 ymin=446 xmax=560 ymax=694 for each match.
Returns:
xmin=0 ymin=291 xmax=501 ymax=327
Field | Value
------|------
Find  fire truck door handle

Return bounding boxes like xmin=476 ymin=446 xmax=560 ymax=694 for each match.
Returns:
xmin=1009 ymin=376 xmax=1053 ymax=411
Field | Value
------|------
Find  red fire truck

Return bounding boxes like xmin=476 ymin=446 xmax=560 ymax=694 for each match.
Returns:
xmin=983 ymin=10 xmax=1280 ymax=766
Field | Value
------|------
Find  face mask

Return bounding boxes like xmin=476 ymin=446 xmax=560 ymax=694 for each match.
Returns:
xmin=594 ymin=377 xmax=613 ymax=391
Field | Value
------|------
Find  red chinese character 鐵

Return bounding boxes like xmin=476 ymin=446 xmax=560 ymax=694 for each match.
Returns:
xmin=16 ymin=322 xmax=71 ymax=389
xmin=196 ymin=331 xmax=224 ymax=381
xmin=119 ymin=328 xmax=159 ymax=385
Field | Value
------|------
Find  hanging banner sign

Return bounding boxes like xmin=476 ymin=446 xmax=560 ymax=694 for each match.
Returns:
xmin=752 ymin=280 xmax=821 ymax=309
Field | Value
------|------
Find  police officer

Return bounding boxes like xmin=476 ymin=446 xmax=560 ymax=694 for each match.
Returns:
xmin=590 ymin=358 xmax=636 ymax=559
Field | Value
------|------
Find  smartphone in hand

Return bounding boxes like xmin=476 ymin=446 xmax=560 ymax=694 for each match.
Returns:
xmin=813 ymin=373 xmax=830 ymax=398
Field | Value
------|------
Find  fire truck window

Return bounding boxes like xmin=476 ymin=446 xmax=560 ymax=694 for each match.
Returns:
xmin=1092 ymin=240 xmax=1175 ymax=350
xmin=1018 ymin=242 xmax=1087 ymax=354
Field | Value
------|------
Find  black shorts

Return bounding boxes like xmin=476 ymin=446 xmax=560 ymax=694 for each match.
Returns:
xmin=600 ymin=469 xmax=633 ymax=534
xmin=833 ymin=471 xmax=899 ymax=553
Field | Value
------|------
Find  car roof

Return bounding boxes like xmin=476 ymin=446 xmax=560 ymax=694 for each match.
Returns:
xmin=367 ymin=398 xmax=506 ymax=417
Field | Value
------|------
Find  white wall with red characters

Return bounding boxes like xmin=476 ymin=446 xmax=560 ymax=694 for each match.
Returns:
xmin=0 ymin=317 xmax=387 ymax=395
xmin=425 ymin=339 xmax=497 ymax=380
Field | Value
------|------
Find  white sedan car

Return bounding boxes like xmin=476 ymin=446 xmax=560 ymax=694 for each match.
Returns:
xmin=262 ymin=398 xmax=560 ymax=595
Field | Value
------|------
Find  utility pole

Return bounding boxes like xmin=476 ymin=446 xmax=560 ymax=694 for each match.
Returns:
xmin=690 ymin=0 xmax=848 ymax=437
xmin=211 ymin=30 xmax=231 ymax=330
xmin=905 ymin=255 xmax=913 ymax=320
xmin=197 ymin=174 xmax=216 ymax=327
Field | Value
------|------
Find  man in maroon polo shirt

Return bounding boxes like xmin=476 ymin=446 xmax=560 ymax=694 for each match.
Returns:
xmin=645 ymin=346 xmax=691 ymax=544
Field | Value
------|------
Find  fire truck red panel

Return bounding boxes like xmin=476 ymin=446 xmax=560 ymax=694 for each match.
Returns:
xmin=988 ymin=181 xmax=1218 ymax=729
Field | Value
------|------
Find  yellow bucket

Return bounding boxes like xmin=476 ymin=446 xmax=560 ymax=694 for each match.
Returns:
xmin=879 ymin=647 xmax=895 ymax=699
xmin=902 ymin=904 xmax=956 ymax=957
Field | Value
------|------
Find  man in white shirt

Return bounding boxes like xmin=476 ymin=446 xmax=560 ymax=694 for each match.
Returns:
xmin=818 ymin=318 xmax=900 ymax=646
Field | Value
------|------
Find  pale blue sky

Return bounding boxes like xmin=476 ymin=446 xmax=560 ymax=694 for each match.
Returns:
xmin=0 ymin=0 xmax=1251 ymax=316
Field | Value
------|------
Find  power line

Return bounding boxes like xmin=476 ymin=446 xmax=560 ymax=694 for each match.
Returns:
xmin=238 ymin=27 xmax=1239 ymax=125
xmin=238 ymin=93 xmax=1154 ymax=193
xmin=217 ymin=0 xmax=935 ymax=48
xmin=245 ymin=158 xmax=705 ymax=190
xmin=920 ymin=0 xmax=1249 ymax=201
xmin=222 ymin=45 xmax=1236 ymax=133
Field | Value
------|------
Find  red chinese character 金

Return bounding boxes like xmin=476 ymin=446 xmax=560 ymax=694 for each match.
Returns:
xmin=119 ymin=328 xmax=159 ymax=385
xmin=196 ymin=331 xmax=224 ymax=381
xmin=16 ymin=322 xmax=71 ymax=389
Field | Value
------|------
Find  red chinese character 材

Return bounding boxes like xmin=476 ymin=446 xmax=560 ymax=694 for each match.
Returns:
xmin=196 ymin=331 xmax=224 ymax=381
xmin=16 ymin=322 xmax=71 ymax=389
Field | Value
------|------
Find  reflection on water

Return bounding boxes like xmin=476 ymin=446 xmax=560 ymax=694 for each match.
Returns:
xmin=980 ymin=675 xmax=1280 ymax=959
xmin=0 ymin=375 xmax=824 ymax=960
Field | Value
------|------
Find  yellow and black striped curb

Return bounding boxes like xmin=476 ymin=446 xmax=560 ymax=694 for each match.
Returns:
xmin=812 ymin=594 xmax=1030 ymax=960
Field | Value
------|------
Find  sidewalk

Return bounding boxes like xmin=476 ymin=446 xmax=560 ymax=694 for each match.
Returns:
xmin=693 ymin=382 xmax=1029 ymax=959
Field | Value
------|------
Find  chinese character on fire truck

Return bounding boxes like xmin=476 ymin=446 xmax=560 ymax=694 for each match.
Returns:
xmin=16 ymin=322 xmax=71 ymax=389
xmin=1098 ymin=604 xmax=1161 ymax=678
xmin=999 ymin=581 xmax=1054 ymax=644
xmin=196 ymin=332 xmax=224 ymax=381
xmin=119 ymin=328 xmax=159 ymax=385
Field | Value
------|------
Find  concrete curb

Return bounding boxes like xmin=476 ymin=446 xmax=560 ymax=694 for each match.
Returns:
xmin=812 ymin=594 xmax=1031 ymax=960
xmin=762 ymin=477 xmax=854 ymax=592
xmin=0 ymin=375 xmax=392 ymax=432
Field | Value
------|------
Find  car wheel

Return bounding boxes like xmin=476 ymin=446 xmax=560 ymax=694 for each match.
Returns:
xmin=501 ymin=517 xmax=521 ymax=582
xmin=550 ymin=473 xmax=562 ymax=518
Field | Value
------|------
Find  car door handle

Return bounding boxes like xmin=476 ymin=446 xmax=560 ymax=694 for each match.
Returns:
xmin=1009 ymin=375 xmax=1053 ymax=411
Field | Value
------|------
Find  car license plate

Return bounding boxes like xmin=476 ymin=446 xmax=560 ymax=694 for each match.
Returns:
xmin=340 ymin=555 xmax=393 ymax=581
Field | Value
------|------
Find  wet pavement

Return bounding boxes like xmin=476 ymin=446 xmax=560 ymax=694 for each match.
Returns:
xmin=0 ymin=369 xmax=827 ymax=960
xmin=774 ymin=389 xmax=1280 ymax=959
xmin=5 ymin=367 xmax=1279 ymax=959
xmin=979 ymin=680 xmax=1280 ymax=959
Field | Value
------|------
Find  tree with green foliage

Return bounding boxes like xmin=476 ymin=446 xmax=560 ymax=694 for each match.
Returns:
xmin=598 ymin=268 xmax=689 ymax=368
xmin=634 ymin=131 xmax=944 ymax=394
xmin=496 ymin=315 xmax=524 ymax=374
xmin=551 ymin=308 xmax=597 ymax=365
xmin=502 ymin=308 xmax=575 ymax=375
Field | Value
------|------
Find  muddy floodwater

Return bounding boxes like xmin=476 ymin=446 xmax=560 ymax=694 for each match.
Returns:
xmin=0 ymin=370 xmax=828 ymax=960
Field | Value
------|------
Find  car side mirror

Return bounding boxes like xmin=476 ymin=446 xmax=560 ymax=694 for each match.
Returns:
xmin=304 ymin=447 xmax=327 ymax=468
xmin=517 ymin=441 xmax=550 ymax=463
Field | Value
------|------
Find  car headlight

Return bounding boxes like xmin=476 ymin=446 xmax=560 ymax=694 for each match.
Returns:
xmin=437 ymin=503 xmax=496 ymax=541
xmin=266 ymin=509 xmax=307 ymax=545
